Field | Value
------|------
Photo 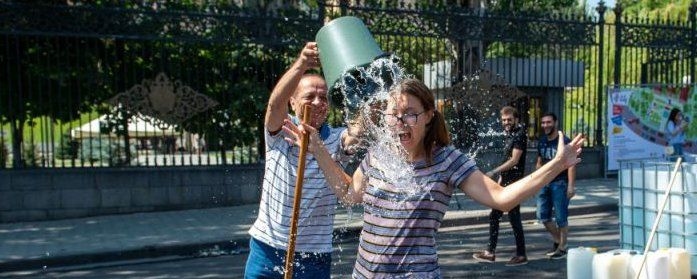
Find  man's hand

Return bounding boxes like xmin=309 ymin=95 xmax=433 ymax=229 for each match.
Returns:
xmin=298 ymin=42 xmax=321 ymax=70
xmin=265 ymin=41 xmax=322 ymax=133
xmin=282 ymin=119 xmax=322 ymax=154
xmin=485 ymin=171 xmax=496 ymax=178
xmin=567 ymin=188 xmax=576 ymax=199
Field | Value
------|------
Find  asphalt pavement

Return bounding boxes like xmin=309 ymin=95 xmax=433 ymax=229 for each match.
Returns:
xmin=0 ymin=178 xmax=618 ymax=276
xmin=2 ymin=211 xmax=621 ymax=278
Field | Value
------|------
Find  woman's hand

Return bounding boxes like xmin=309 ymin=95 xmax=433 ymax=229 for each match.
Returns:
xmin=282 ymin=118 xmax=322 ymax=154
xmin=553 ymin=132 xmax=585 ymax=169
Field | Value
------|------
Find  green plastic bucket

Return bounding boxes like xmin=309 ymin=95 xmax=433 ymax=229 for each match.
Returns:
xmin=315 ymin=16 xmax=385 ymax=91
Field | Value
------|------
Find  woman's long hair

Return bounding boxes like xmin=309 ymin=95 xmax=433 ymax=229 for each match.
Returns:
xmin=390 ymin=79 xmax=450 ymax=162
xmin=668 ymin=108 xmax=681 ymax=125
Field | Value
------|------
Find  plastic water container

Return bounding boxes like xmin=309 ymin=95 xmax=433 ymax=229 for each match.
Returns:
xmin=592 ymin=251 xmax=630 ymax=279
xmin=647 ymin=250 xmax=671 ymax=278
xmin=621 ymin=224 xmax=646 ymax=249
xmin=628 ymin=253 xmax=648 ymax=279
xmin=628 ymin=250 xmax=681 ymax=279
xmin=619 ymin=159 xmax=697 ymax=275
xmin=670 ymin=214 xmax=697 ymax=234
xmin=668 ymin=248 xmax=691 ymax=279
xmin=684 ymin=164 xmax=697 ymax=191
xmin=567 ymin=247 xmax=596 ymax=279
xmin=684 ymin=154 xmax=697 ymax=163
xmin=670 ymin=194 xmax=697 ymax=213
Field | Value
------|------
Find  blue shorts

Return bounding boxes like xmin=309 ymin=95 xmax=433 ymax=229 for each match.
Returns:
xmin=244 ymin=237 xmax=331 ymax=279
xmin=670 ymin=143 xmax=685 ymax=162
xmin=536 ymin=180 xmax=570 ymax=228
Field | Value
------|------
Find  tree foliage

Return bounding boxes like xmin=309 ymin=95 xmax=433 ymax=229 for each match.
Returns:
xmin=619 ymin=0 xmax=695 ymax=20
xmin=1 ymin=1 xmax=314 ymax=167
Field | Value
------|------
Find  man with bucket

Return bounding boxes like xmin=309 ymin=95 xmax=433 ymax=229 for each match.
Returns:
xmin=245 ymin=16 xmax=384 ymax=279
xmin=243 ymin=42 xmax=351 ymax=278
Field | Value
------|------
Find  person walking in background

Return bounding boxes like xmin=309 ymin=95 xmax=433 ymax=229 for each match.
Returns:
xmin=284 ymin=79 xmax=585 ymax=277
xmin=536 ymin=112 xmax=576 ymax=260
xmin=244 ymin=42 xmax=360 ymax=279
xmin=666 ymin=108 xmax=688 ymax=160
xmin=473 ymin=106 xmax=528 ymax=266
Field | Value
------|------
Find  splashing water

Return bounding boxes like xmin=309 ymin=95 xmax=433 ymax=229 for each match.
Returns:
xmin=332 ymin=57 xmax=528 ymax=196
xmin=441 ymin=69 xmax=528 ymax=170
xmin=332 ymin=55 xmax=429 ymax=196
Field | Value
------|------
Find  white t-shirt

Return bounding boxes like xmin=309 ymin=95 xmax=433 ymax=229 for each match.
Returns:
xmin=248 ymin=122 xmax=345 ymax=253
xmin=667 ymin=121 xmax=686 ymax=145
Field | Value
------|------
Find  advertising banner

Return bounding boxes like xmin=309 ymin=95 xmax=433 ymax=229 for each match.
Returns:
xmin=607 ymin=85 xmax=697 ymax=170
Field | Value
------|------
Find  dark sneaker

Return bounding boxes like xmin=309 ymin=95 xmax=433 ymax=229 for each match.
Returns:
xmin=549 ymin=249 xmax=567 ymax=260
xmin=545 ymin=242 xmax=560 ymax=256
xmin=472 ymin=250 xmax=495 ymax=263
xmin=505 ymin=255 xmax=528 ymax=266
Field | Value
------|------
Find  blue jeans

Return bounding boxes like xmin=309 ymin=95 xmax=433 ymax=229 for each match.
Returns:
xmin=536 ymin=180 xmax=570 ymax=228
xmin=244 ymin=238 xmax=331 ymax=279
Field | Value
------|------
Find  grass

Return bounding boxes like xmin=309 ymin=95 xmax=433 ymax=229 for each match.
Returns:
xmin=1 ymin=112 xmax=101 ymax=146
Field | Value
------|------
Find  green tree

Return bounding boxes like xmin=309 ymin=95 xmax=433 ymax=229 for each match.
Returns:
xmin=620 ymin=0 xmax=694 ymax=20
xmin=0 ymin=34 xmax=110 ymax=167
xmin=2 ymin=1 xmax=318 ymax=167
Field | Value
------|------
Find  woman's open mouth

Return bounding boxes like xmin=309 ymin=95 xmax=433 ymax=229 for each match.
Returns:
xmin=398 ymin=131 xmax=412 ymax=142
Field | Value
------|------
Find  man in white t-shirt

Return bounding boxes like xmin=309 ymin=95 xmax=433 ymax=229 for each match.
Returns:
xmin=244 ymin=42 xmax=358 ymax=279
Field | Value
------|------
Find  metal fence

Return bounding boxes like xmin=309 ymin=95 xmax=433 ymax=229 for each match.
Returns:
xmin=1 ymin=1 xmax=695 ymax=169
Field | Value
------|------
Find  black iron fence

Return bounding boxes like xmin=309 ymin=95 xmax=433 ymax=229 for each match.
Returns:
xmin=1 ymin=1 xmax=695 ymax=169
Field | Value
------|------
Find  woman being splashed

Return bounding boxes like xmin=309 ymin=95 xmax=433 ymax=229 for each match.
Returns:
xmin=283 ymin=78 xmax=584 ymax=278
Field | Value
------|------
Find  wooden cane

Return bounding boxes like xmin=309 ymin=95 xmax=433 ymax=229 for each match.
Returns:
xmin=284 ymin=104 xmax=312 ymax=279
xmin=635 ymin=157 xmax=682 ymax=279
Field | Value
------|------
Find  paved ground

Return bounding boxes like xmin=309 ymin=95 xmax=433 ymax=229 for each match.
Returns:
xmin=0 ymin=178 xmax=618 ymax=274
xmin=1 ymin=211 xmax=620 ymax=278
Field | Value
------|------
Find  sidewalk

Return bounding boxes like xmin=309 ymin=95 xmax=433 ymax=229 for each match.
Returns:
xmin=0 ymin=178 xmax=618 ymax=272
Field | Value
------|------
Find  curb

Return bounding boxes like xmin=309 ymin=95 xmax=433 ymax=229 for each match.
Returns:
xmin=0 ymin=240 xmax=243 ymax=273
xmin=0 ymin=203 xmax=618 ymax=273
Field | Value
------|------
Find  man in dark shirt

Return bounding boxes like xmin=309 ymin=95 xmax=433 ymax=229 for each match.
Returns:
xmin=536 ymin=112 xmax=575 ymax=260
xmin=473 ymin=106 xmax=528 ymax=266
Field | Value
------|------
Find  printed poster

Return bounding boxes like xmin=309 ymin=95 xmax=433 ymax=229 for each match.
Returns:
xmin=607 ymin=85 xmax=697 ymax=170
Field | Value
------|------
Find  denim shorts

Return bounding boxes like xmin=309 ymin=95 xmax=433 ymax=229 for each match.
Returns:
xmin=244 ymin=237 xmax=331 ymax=279
xmin=669 ymin=143 xmax=685 ymax=162
xmin=536 ymin=180 xmax=570 ymax=228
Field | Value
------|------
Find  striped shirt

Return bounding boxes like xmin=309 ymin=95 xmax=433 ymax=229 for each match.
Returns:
xmin=353 ymin=145 xmax=477 ymax=278
xmin=248 ymin=123 xmax=345 ymax=253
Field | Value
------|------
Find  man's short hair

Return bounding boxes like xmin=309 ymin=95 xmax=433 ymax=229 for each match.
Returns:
xmin=293 ymin=74 xmax=326 ymax=96
xmin=542 ymin=112 xmax=557 ymax=122
xmin=500 ymin=106 xmax=518 ymax=118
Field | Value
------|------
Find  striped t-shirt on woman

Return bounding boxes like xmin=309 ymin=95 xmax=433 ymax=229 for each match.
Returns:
xmin=353 ymin=145 xmax=477 ymax=278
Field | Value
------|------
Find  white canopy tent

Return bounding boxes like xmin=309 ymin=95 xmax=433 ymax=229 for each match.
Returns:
xmin=70 ymin=114 xmax=178 ymax=139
